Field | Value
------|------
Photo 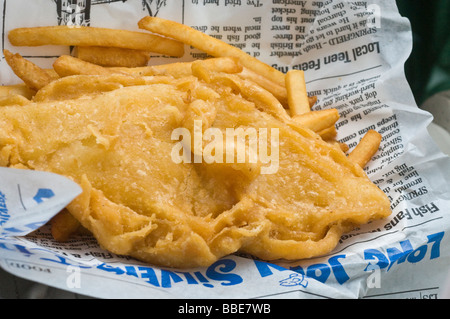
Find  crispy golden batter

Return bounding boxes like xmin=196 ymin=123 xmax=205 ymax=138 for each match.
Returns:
xmin=0 ymin=78 xmax=391 ymax=268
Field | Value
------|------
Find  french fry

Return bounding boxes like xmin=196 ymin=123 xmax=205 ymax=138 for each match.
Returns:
xmin=293 ymin=108 xmax=340 ymax=133
xmin=339 ymin=142 xmax=350 ymax=153
xmin=208 ymin=72 xmax=291 ymax=122
xmin=308 ymin=95 xmax=318 ymax=108
xmin=33 ymin=74 xmax=146 ymax=102
xmin=50 ymin=209 xmax=81 ymax=242
xmin=238 ymin=67 xmax=288 ymax=106
xmin=138 ymin=16 xmax=286 ymax=87
xmin=0 ymin=84 xmax=35 ymax=99
xmin=9 ymin=25 xmax=184 ymax=57
xmin=44 ymin=68 xmax=60 ymax=80
xmin=189 ymin=57 xmax=244 ymax=82
xmin=347 ymin=130 xmax=382 ymax=168
xmin=191 ymin=60 xmax=213 ymax=83
xmin=117 ymin=57 xmax=243 ymax=78
xmin=0 ymin=94 xmax=30 ymax=106
xmin=198 ymin=56 xmax=243 ymax=74
xmin=53 ymin=55 xmax=122 ymax=77
xmin=285 ymin=70 xmax=311 ymax=117
xmin=76 ymin=46 xmax=151 ymax=68
xmin=143 ymin=62 xmax=193 ymax=77
xmin=110 ymin=63 xmax=191 ymax=77
xmin=189 ymin=62 xmax=289 ymax=121
xmin=317 ymin=125 xmax=338 ymax=141
xmin=3 ymin=50 xmax=53 ymax=91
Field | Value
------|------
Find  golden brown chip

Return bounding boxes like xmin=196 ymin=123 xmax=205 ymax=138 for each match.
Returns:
xmin=33 ymin=74 xmax=146 ymax=102
xmin=0 ymin=94 xmax=30 ymax=106
xmin=293 ymin=108 xmax=340 ymax=133
xmin=3 ymin=50 xmax=53 ymax=91
xmin=286 ymin=70 xmax=310 ymax=116
xmin=0 ymin=84 xmax=35 ymax=100
xmin=50 ymin=209 xmax=81 ymax=242
xmin=348 ymin=130 xmax=382 ymax=168
xmin=53 ymin=55 xmax=123 ymax=77
xmin=9 ymin=25 xmax=184 ymax=57
xmin=138 ymin=16 xmax=286 ymax=87
xmin=76 ymin=46 xmax=150 ymax=68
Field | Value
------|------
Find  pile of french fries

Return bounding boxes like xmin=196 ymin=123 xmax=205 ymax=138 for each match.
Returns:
xmin=1 ymin=17 xmax=382 ymax=241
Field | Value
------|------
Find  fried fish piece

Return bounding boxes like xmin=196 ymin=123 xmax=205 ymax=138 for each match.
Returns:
xmin=0 ymin=78 xmax=391 ymax=268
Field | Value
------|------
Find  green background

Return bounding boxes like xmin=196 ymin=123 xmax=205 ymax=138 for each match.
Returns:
xmin=396 ymin=0 xmax=450 ymax=106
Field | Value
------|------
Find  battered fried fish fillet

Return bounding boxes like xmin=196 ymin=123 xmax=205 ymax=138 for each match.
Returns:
xmin=0 ymin=77 xmax=391 ymax=268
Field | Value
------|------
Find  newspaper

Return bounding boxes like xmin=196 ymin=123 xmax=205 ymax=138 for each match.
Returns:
xmin=1 ymin=0 xmax=450 ymax=300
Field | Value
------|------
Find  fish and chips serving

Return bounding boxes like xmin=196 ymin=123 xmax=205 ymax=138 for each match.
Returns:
xmin=0 ymin=17 xmax=391 ymax=268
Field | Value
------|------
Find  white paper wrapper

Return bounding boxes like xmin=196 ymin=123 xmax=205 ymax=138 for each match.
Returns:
xmin=1 ymin=0 xmax=450 ymax=299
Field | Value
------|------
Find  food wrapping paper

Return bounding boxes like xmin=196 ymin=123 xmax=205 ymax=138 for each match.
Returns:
xmin=1 ymin=0 xmax=449 ymax=299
